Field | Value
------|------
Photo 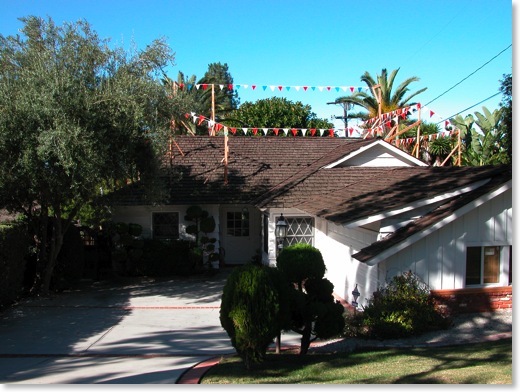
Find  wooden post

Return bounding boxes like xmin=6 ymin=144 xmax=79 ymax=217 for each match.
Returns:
xmin=224 ymin=130 xmax=229 ymax=185
xmin=415 ymin=106 xmax=421 ymax=158
xmin=210 ymin=83 xmax=216 ymax=136
xmin=457 ymin=129 xmax=462 ymax=166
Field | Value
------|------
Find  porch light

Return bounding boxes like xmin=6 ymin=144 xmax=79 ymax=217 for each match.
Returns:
xmin=275 ymin=213 xmax=288 ymax=239
xmin=351 ymin=284 xmax=360 ymax=308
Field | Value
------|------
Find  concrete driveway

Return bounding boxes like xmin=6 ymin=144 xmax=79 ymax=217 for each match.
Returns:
xmin=0 ymin=267 xmax=285 ymax=384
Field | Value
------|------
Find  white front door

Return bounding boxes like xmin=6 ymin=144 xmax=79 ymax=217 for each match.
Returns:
xmin=220 ymin=206 xmax=260 ymax=264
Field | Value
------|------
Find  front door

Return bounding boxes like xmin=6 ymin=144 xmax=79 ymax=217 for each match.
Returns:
xmin=220 ymin=206 xmax=260 ymax=264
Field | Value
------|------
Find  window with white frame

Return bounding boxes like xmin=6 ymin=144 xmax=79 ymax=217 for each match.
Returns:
xmin=152 ymin=212 xmax=179 ymax=240
xmin=465 ymin=245 xmax=509 ymax=286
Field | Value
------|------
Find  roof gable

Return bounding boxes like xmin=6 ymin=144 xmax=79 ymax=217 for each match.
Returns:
xmin=325 ymin=139 xmax=428 ymax=168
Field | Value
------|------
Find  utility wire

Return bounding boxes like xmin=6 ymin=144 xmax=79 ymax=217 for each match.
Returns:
xmin=436 ymin=92 xmax=501 ymax=125
xmin=426 ymin=44 xmax=512 ymax=106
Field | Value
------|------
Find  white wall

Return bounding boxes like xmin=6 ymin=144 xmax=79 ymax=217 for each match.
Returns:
xmin=382 ymin=188 xmax=512 ymax=290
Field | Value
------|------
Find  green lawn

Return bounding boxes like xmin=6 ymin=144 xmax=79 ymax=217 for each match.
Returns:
xmin=201 ymin=338 xmax=512 ymax=384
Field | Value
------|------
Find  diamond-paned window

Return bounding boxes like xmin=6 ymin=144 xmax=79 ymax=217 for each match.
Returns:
xmin=284 ymin=217 xmax=314 ymax=246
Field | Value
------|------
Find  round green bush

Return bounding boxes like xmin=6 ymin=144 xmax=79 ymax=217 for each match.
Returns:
xmin=277 ymin=243 xmax=326 ymax=284
xmin=220 ymin=264 xmax=290 ymax=369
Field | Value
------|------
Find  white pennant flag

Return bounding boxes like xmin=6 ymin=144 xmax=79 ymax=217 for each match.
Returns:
xmin=283 ymin=128 xmax=289 ymax=136
xmin=318 ymin=86 xmax=324 ymax=92
xmin=219 ymin=84 xmax=225 ymax=90
xmin=301 ymin=129 xmax=308 ymax=136
xmin=269 ymin=85 xmax=275 ymax=91
xmin=192 ymin=116 xmax=198 ymax=124
xmin=195 ymin=84 xmax=201 ymax=90
xmin=294 ymin=86 xmax=300 ymax=91
xmin=319 ymin=129 xmax=326 ymax=136
xmin=262 ymin=128 xmax=269 ymax=135
xmin=242 ymin=127 xmax=248 ymax=135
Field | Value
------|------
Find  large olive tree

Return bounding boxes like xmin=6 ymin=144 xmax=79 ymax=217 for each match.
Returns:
xmin=0 ymin=16 xmax=183 ymax=294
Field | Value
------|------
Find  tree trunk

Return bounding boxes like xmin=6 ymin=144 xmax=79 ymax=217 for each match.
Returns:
xmin=299 ymin=321 xmax=312 ymax=355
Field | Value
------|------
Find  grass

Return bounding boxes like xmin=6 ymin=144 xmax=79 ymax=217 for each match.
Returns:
xmin=201 ymin=338 xmax=512 ymax=384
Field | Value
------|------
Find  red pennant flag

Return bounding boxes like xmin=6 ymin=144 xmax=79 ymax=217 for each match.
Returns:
xmin=278 ymin=86 xmax=283 ymax=91
xmin=230 ymin=127 xmax=237 ymax=134
xmin=184 ymin=113 xmax=190 ymax=119
xmin=252 ymin=128 xmax=258 ymax=135
xmin=303 ymin=86 xmax=308 ymax=91
xmin=385 ymin=121 xmax=392 ymax=127
xmin=400 ymin=113 xmax=407 ymax=119
xmin=310 ymin=128 xmax=316 ymax=136
xmin=228 ymin=84 xmax=233 ymax=90
xmin=179 ymin=83 xmax=185 ymax=89
xmin=430 ymin=110 xmax=435 ymax=118
xmin=273 ymin=128 xmax=279 ymax=136
xmin=202 ymin=84 xmax=208 ymax=90
xmin=252 ymin=85 xmax=256 ymax=90
xmin=329 ymin=129 xmax=334 ymax=137
xmin=350 ymin=87 xmax=355 ymax=92
xmin=198 ymin=115 xmax=205 ymax=126
xmin=216 ymin=123 xmax=223 ymax=132
xmin=291 ymin=128 xmax=298 ymax=136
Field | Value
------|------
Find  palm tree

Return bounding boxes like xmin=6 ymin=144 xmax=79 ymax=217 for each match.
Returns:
xmin=333 ymin=68 xmax=427 ymax=120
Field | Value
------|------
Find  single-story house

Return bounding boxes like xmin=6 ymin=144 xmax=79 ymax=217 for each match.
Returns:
xmin=111 ymin=135 xmax=512 ymax=313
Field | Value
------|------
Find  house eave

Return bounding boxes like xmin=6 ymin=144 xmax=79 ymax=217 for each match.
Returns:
xmin=354 ymin=179 xmax=512 ymax=266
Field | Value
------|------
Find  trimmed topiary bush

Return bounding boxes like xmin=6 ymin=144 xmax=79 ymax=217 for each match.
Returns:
xmin=220 ymin=264 xmax=290 ymax=369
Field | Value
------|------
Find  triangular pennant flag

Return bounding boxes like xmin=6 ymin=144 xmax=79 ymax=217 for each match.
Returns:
xmin=283 ymin=128 xmax=289 ymax=136
xmin=310 ymin=128 xmax=316 ymax=136
xmin=192 ymin=116 xmax=198 ymax=124
xmin=262 ymin=128 xmax=268 ymax=135
xmin=319 ymin=129 xmax=326 ymax=136
xmin=278 ymin=86 xmax=283 ymax=91
xmin=357 ymin=87 xmax=362 ymax=92
xmin=228 ymin=84 xmax=233 ymax=90
xmin=335 ymin=87 xmax=340 ymax=92
xmin=328 ymin=129 xmax=334 ymax=137
xmin=187 ymin=84 xmax=193 ymax=90
xmin=326 ymin=86 xmax=331 ymax=91
xmin=285 ymin=86 xmax=291 ymax=91
xmin=311 ymin=86 xmax=316 ymax=91
xmin=179 ymin=83 xmax=185 ymax=89
xmin=302 ymin=128 xmax=308 ymax=136
xmin=291 ymin=128 xmax=298 ymax=136
xmin=270 ymin=86 xmax=275 ymax=91
xmin=303 ymin=86 xmax=308 ymax=91
xmin=202 ymin=84 xmax=208 ymax=90
xmin=197 ymin=115 xmax=205 ymax=126
xmin=219 ymin=84 xmax=225 ymax=90
xmin=294 ymin=86 xmax=301 ymax=91
xmin=430 ymin=110 xmax=435 ymax=118
xmin=262 ymin=86 xmax=268 ymax=91
xmin=318 ymin=86 xmax=324 ymax=91
xmin=341 ymin=86 xmax=347 ymax=92
xmin=350 ymin=87 xmax=355 ymax=92
xmin=242 ymin=85 xmax=248 ymax=89
xmin=236 ymin=84 xmax=241 ymax=89
xmin=251 ymin=85 xmax=256 ymax=90
xmin=230 ymin=127 xmax=237 ymax=135
xmin=273 ymin=128 xmax=279 ymax=136
xmin=252 ymin=127 xmax=258 ymax=135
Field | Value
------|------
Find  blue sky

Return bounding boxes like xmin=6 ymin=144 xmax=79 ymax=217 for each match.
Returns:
xmin=0 ymin=0 xmax=513 ymax=134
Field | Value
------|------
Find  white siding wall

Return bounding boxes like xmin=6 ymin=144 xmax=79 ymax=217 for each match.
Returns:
xmin=314 ymin=219 xmax=380 ymax=308
xmin=382 ymin=188 xmax=512 ymax=290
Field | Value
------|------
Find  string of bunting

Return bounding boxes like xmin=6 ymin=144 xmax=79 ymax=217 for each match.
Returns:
xmin=176 ymin=82 xmax=370 ymax=93
xmin=184 ymin=112 xmax=356 ymax=137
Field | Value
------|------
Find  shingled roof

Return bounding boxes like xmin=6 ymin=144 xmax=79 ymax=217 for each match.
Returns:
xmin=112 ymin=136 xmax=375 ymax=205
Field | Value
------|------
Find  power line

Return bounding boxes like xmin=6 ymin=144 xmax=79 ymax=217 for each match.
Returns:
xmin=436 ymin=92 xmax=502 ymax=124
xmin=425 ymin=44 xmax=512 ymax=106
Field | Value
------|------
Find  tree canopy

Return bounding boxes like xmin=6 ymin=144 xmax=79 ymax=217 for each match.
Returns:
xmin=0 ymin=16 xmax=181 ymax=293
xmin=333 ymin=68 xmax=427 ymax=121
